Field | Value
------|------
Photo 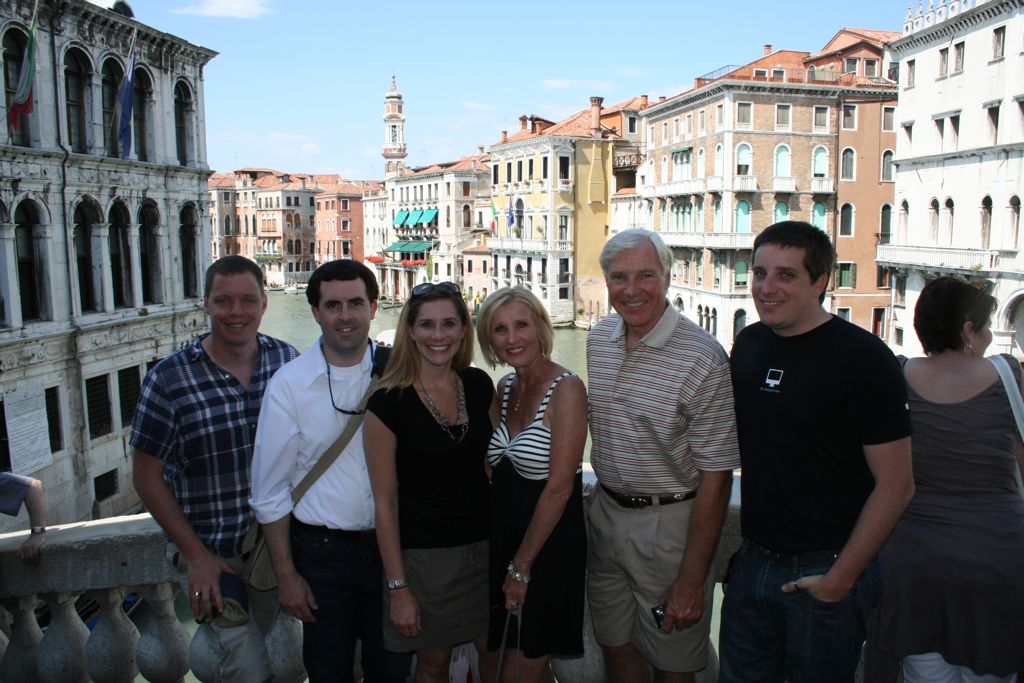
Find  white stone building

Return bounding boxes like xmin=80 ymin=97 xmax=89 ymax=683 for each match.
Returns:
xmin=881 ymin=0 xmax=1023 ymax=355
xmin=0 ymin=0 xmax=216 ymax=530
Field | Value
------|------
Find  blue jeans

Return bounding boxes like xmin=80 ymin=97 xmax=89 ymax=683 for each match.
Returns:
xmin=719 ymin=540 xmax=879 ymax=683
xmin=291 ymin=522 xmax=412 ymax=683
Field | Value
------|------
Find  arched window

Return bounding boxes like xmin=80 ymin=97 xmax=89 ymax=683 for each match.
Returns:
xmin=714 ymin=144 xmax=723 ymax=176
xmin=14 ymin=201 xmax=42 ymax=321
xmin=139 ymin=201 xmax=162 ymax=304
xmin=774 ymin=200 xmax=789 ymax=224
xmin=463 ymin=204 xmax=471 ymax=229
xmin=879 ymin=204 xmax=892 ymax=244
xmin=74 ymin=202 xmax=100 ymax=312
xmin=807 ymin=66 xmax=816 ymax=81
xmin=812 ymin=202 xmax=827 ymax=229
xmin=736 ymin=144 xmax=752 ymax=175
xmin=101 ymin=59 xmax=123 ymax=157
xmin=244 ymin=215 xmax=250 ymax=236
xmin=133 ymin=69 xmax=152 ymax=161
xmin=734 ymin=309 xmax=747 ymax=340
xmin=174 ymin=82 xmax=192 ymax=165
xmin=841 ymin=148 xmax=855 ymax=180
xmin=735 ymin=260 xmax=749 ymax=290
xmin=4 ymin=29 xmax=31 ymax=145
xmin=840 ymin=203 xmax=854 ymax=236
xmin=944 ymin=197 xmax=954 ymax=244
xmin=981 ymin=196 xmax=993 ymax=249
xmin=224 ymin=215 xmax=232 ymax=236
xmin=714 ymin=199 xmax=722 ymax=231
xmin=899 ymin=200 xmax=910 ymax=242
xmin=735 ymin=200 xmax=751 ymax=233
xmin=180 ymin=206 xmax=199 ymax=298
xmin=697 ymin=148 xmax=705 ymax=178
xmin=1010 ymin=196 xmax=1021 ymax=249
xmin=65 ymin=49 xmax=90 ymax=153
xmin=515 ymin=199 xmax=525 ymax=236
xmin=711 ymin=308 xmax=718 ymax=337
xmin=881 ymin=150 xmax=894 ymax=182
xmin=774 ymin=145 xmax=791 ymax=177
xmin=813 ymin=146 xmax=828 ymax=178
xmin=661 ymin=155 xmax=668 ymax=182
xmin=109 ymin=203 xmax=132 ymax=308
xmin=929 ymin=198 xmax=940 ymax=240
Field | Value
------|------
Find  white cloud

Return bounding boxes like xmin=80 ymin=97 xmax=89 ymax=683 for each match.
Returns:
xmin=171 ymin=0 xmax=272 ymax=19
xmin=265 ymin=132 xmax=319 ymax=158
xmin=541 ymin=78 xmax=613 ymax=91
xmin=461 ymin=100 xmax=497 ymax=111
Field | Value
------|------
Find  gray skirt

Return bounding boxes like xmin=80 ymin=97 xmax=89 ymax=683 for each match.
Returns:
xmin=384 ymin=540 xmax=489 ymax=652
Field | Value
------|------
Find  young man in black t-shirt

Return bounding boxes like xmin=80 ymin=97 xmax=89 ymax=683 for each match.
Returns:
xmin=719 ymin=222 xmax=914 ymax=683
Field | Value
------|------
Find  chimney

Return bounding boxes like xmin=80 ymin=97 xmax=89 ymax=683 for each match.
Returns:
xmin=641 ymin=95 xmax=649 ymax=108
xmin=590 ymin=96 xmax=604 ymax=139
xmin=763 ymin=44 xmax=772 ymax=56
xmin=519 ymin=115 xmax=528 ymax=131
xmin=659 ymin=96 xmax=666 ymax=102
xmin=501 ymin=130 xmax=508 ymax=143
xmin=477 ymin=144 xmax=484 ymax=154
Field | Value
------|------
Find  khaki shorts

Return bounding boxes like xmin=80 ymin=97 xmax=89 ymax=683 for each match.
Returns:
xmin=586 ymin=487 xmax=715 ymax=673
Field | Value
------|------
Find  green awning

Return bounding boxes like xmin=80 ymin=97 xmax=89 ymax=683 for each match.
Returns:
xmin=419 ymin=208 xmax=438 ymax=225
xmin=402 ymin=241 xmax=433 ymax=253
xmin=404 ymin=210 xmax=423 ymax=226
xmin=383 ymin=241 xmax=409 ymax=252
xmin=392 ymin=210 xmax=409 ymax=226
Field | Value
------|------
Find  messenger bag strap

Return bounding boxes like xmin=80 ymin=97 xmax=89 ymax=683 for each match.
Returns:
xmin=290 ymin=376 xmax=380 ymax=504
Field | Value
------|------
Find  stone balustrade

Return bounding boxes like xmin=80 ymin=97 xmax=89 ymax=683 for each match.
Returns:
xmin=0 ymin=482 xmax=745 ymax=683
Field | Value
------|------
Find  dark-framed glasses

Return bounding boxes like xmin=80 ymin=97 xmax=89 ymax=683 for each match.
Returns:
xmin=322 ymin=344 xmax=366 ymax=416
xmin=411 ymin=281 xmax=461 ymax=298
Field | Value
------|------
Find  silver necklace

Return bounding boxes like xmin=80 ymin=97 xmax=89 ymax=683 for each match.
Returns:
xmin=418 ymin=375 xmax=469 ymax=444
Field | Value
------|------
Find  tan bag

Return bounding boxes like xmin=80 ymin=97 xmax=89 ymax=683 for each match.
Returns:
xmin=241 ymin=377 xmax=380 ymax=591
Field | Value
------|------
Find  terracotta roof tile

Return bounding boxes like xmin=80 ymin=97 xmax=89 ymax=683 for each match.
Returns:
xmin=614 ymin=187 xmax=637 ymax=196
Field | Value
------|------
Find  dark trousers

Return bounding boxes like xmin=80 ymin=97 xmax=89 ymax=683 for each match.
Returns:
xmin=291 ymin=522 xmax=412 ymax=683
xmin=719 ymin=539 xmax=879 ymax=683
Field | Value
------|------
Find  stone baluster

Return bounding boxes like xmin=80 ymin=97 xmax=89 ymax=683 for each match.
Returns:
xmin=86 ymin=587 xmax=140 ymax=683
xmin=136 ymin=583 xmax=189 ymax=683
xmin=0 ymin=595 xmax=42 ymax=681
xmin=37 ymin=591 xmax=88 ymax=683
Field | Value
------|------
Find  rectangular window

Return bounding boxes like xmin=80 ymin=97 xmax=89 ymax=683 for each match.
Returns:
xmin=117 ymin=366 xmax=141 ymax=430
xmin=558 ymin=156 xmax=570 ymax=180
xmin=939 ymin=47 xmax=949 ymax=76
xmin=542 ymin=157 xmax=549 ymax=180
xmin=882 ymin=106 xmax=896 ymax=131
xmin=527 ymin=158 xmax=534 ymax=179
xmin=698 ymin=109 xmax=706 ymax=132
xmin=516 ymin=160 xmax=523 ymax=182
xmin=906 ymin=59 xmax=916 ymax=87
xmin=771 ymin=68 xmax=786 ymax=80
xmin=685 ymin=114 xmax=693 ymax=136
xmin=842 ymin=104 xmax=857 ymax=130
xmin=45 ymin=386 xmax=62 ymax=453
xmin=775 ymin=104 xmax=791 ymax=131
xmin=987 ymin=104 xmax=1000 ymax=145
xmin=935 ymin=117 xmax=945 ymax=147
xmin=736 ymin=102 xmax=752 ymax=128
xmin=506 ymin=162 xmax=512 ymax=183
xmin=341 ymin=199 xmax=349 ymax=211
xmin=662 ymin=122 xmax=668 ymax=143
xmin=903 ymin=122 xmax=914 ymax=146
xmin=953 ymin=42 xmax=964 ymax=71
xmin=843 ymin=57 xmax=859 ymax=74
xmin=993 ymin=26 xmax=1005 ymax=60
xmin=876 ymin=265 xmax=891 ymax=288
xmin=715 ymin=104 xmax=724 ymax=127
xmin=462 ymin=181 xmax=470 ymax=197
xmin=949 ymin=114 xmax=959 ymax=150
xmin=864 ymin=59 xmax=878 ymax=77
xmin=673 ymin=118 xmax=680 ymax=138
xmin=483 ymin=261 xmax=488 ymax=274
xmin=837 ymin=307 xmax=852 ymax=321
xmin=753 ymin=68 xmax=768 ymax=78
xmin=85 ymin=374 xmax=112 ymax=439
xmin=838 ymin=263 xmax=857 ymax=288
xmin=94 ymin=468 xmax=118 ymax=502
xmin=492 ymin=164 xmax=499 ymax=184
xmin=467 ymin=260 xmax=473 ymax=273
xmin=628 ymin=116 xmax=637 ymax=134
xmin=872 ymin=308 xmax=886 ymax=338
xmin=813 ymin=105 xmax=829 ymax=132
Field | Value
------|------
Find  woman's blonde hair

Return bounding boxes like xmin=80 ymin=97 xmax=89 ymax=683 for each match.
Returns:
xmin=476 ymin=286 xmax=554 ymax=368
xmin=378 ymin=286 xmax=475 ymax=391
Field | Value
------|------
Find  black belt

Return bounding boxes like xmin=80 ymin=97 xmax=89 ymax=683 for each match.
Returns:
xmin=600 ymin=483 xmax=696 ymax=509
xmin=291 ymin=517 xmax=376 ymax=543
xmin=743 ymin=539 xmax=840 ymax=568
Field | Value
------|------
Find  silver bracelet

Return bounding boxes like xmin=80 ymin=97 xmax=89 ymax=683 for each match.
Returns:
xmin=507 ymin=561 xmax=531 ymax=583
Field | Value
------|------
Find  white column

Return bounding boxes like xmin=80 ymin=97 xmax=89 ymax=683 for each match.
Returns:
xmin=0 ymin=223 xmax=22 ymax=328
xmin=92 ymin=222 xmax=114 ymax=313
xmin=127 ymin=223 xmax=143 ymax=308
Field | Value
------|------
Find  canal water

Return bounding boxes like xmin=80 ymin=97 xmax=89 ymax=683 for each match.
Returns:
xmin=259 ymin=291 xmax=593 ymax=387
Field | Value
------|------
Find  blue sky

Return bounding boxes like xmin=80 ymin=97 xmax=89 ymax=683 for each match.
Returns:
xmin=123 ymin=0 xmax=907 ymax=180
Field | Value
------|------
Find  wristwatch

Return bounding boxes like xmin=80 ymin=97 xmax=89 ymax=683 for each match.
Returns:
xmin=386 ymin=577 xmax=408 ymax=591
xmin=30 ymin=526 xmax=45 ymax=535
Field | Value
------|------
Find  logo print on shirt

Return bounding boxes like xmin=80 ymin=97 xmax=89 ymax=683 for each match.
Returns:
xmin=760 ymin=369 xmax=784 ymax=394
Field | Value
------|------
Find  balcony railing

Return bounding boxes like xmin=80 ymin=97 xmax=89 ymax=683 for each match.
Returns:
xmin=734 ymin=175 xmax=757 ymax=192
xmin=488 ymin=238 xmax=572 ymax=253
xmin=660 ymin=231 xmax=706 ymax=248
xmin=811 ymin=177 xmax=835 ymax=193
xmin=0 ymin=514 xmax=306 ymax=683
xmin=659 ymin=178 xmax=706 ymax=196
xmin=636 ymin=184 xmax=656 ymax=198
xmin=876 ymin=244 xmax=1002 ymax=272
xmin=772 ymin=177 xmax=796 ymax=193
xmin=706 ymin=232 xmax=755 ymax=249
xmin=253 ymin=251 xmax=282 ymax=261
xmin=558 ymin=179 xmax=573 ymax=192
xmin=706 ymin=176 xmax=724 ymax=192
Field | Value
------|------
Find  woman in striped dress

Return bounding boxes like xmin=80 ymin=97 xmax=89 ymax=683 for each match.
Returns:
xmin=476 ymin=287 xmax=588 ymax=683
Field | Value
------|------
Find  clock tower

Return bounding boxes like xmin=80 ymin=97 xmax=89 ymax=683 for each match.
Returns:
xmin=383 ymin=76 xmax=408 ymax=179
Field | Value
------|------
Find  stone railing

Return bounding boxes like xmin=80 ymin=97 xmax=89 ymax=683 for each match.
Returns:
xmin=0 ymin=484 xmax=745 ymax=683
xmin=0 ymin=514 xmax=305 ymax=683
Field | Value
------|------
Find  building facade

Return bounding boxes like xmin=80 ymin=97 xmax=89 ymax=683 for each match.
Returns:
xmin=882 ymin=0 xmax=1023 ymax=356
xmin=0 ymin=0 xmax=216 ymax=529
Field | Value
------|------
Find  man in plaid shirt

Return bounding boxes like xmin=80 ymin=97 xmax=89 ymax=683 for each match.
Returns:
xmin=131 ymin=256 xmax=298 ymax=682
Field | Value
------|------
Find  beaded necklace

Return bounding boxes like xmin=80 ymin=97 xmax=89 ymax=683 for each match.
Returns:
xmin=418 ymin=375 xmax=469 ymax=444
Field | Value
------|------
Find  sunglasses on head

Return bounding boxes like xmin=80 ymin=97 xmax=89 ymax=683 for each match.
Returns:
xmin=411 ymin=282 xmax=461 ymax=298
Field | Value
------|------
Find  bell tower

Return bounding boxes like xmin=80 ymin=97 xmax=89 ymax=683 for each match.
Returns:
xmin=383 ymin=76 xmax=408 ymax=179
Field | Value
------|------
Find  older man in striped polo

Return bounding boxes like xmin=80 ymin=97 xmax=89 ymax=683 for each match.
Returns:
xmin=586 ymin=228 xmax=740 ymax=683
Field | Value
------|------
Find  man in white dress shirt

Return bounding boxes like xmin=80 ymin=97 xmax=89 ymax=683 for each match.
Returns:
xmin=250 ymin=260 xmax=410 ymax=682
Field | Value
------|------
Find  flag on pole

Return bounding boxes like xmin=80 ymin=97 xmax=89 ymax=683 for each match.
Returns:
xmin=7 ymin=0 xmax=39 ymax=128
xmin=507 ymin=198 xmax=515 ymax=232
xmin=489 ymin=199 xmax=497 ymax=233
xmin=113 ymin=28 xmax=138 ymax=159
